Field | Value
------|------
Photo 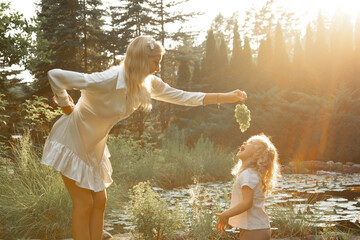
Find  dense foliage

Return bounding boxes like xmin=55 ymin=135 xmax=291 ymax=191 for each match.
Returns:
xmin=2 ymin=0 xmax=360 ymax=164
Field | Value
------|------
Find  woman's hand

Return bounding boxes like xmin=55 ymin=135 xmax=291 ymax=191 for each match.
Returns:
xmin=61 ymin=105 xmax=74 ymax=115
xmin=53 ymin=95 xmax=74 ymax=115
xmin=203 ymin=90 xmax=247 ymax=105
xmin=215 ymin=212 xmax=231 ymax=233
xmin=224 ymin=90 xmax=247 ymax=103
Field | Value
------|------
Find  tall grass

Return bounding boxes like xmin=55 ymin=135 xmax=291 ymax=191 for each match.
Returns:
xmin=269 ymin=201 xmax=319 ymax=238
xmin=108 ymin=127 xmax=235 ymax=189
xmin=0 ymin=131 xmax=72 ymax=239
xmin=0 ymin=127 xmax=236 ymax=238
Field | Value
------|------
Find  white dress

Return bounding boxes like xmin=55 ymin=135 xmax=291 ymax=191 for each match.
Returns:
xmin=41 ymin=64 xmax=205 ymax=192
xmin=228 ymin=168 xmax=270 ymax=230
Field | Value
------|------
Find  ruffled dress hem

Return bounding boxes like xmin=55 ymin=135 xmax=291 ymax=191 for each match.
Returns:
xmin=41 ymin=140 xmax=113 ymax=192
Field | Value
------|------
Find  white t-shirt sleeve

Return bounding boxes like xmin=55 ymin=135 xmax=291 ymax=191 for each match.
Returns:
xmin=237 ymin=169 xmax=260 ymax=190
xmin=150 ymin=75 xmax=205 ymax=106
xmin=48 ymin=68 xmax=116 ymax=107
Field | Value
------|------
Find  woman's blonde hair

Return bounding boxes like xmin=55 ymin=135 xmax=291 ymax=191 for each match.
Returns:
xmin=123 ymin=35 xmax=165 ymax=111
xmin=232 ymin=134 xmax=280 ymax=196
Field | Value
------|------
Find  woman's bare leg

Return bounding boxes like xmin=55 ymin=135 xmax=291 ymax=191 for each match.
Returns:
xmin=61 ymin=174 xmax=93 ymax=240
xmin=90 ymin=190 xmax=107 ymax=240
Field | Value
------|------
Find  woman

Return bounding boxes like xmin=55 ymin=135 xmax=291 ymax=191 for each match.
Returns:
xmin=42 ymin=35 xmax=247 ymax=240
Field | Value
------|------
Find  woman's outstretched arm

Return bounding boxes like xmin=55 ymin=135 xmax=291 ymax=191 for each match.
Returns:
xmin=150 ymin=76 xmax=247 ymax=106
xmin=203 ymin=90 xmax=246 ymax=105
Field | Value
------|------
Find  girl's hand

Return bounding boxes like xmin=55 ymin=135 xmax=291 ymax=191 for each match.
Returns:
xmin=224 ymin=90 xmax=247 ymax=104
xmin=53 ymin=95 xmax=74 ymax=115
xmin=215 ymin=212 xmax=230 ymax=233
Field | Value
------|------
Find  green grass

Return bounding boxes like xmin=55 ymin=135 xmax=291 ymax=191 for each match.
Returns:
xmin=108 ymin=127 xmax=234 ymax=189
xmin=0 ymin=131 xmax=72 ymax=239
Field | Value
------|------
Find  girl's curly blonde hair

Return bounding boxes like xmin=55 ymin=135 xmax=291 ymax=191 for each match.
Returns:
xmin=232 ymin=134 xmax=280 ymax=196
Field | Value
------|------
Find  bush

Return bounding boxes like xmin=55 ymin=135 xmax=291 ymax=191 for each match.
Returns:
xmin=155 ymin=127 xmax=234 ymax=188
xmin=128 ymin=181 xmax=186 ymax=240
xmin=0 ymin=130 xmax=72 ymax=239
xmin=108 ymin=127 xmax=234 ymax=189
xmin=108 ymin=132 xmax=158 ymax=185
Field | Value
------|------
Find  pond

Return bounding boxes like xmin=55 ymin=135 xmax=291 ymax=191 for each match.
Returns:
xmin=104 ymin=173 xmax=360 ymax=234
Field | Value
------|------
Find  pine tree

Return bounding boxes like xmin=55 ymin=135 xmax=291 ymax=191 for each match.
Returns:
xmin=218 ymin=34 xmax=229 ymax=67
xmin=177 ymin=57 xmax=191 ymax=90
xmin=257 ymin=33 xmax=272 ymax=72
xmin=107 ymin=5 xmax=127 ymax=64
xmin=230 ymin=21 xmax=242 ymax=78
xmin=201 ymin=29 xmax=218 ymax=90
xmin=116 ymin=0 xmax=154 ymax=46
xmin=273 ymin=22 xmax=290 ymax=87
xmin=32 ymin=0 xmax=107 ymax=95
xmin=273 ymin=23 xmax=289 ymax=66
xmin=329 ymin=10 xmax=354 ymax=89
xmin=191 ymin=60 xmax=202 ymax=89
xmin=148 ymin=0 xmax=200 ymax=45
xmin=313 ymin=11 xmax=329 ymax=86
xmin=83 ymin=0 xmax=109 ymax=72
xmin=242 ymin=37 xmax=253 ymax=73
xmin=293 ymin=35 xmax=304 ymax=68
xmin=304 ymin=24 xmax=315 ymax=63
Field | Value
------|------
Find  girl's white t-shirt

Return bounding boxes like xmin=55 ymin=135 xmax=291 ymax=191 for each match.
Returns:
xmin=228 ymin=168 xmax=270 ymax=230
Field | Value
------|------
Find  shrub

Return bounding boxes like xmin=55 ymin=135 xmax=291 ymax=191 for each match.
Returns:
xmin=21 ymin=95 xmax=62 ymax=132
xmin=128 ymin=181 xmax=186 ymax=240
xmin=0 ymin=130 xmax=72 ymax=239
xmin=107 ymin=132 xmax=158 ymax=185
xmin=156 ymin=127 xmax=234 ymax=188
xmin=187 ymin=182 xmax=238 ymax=240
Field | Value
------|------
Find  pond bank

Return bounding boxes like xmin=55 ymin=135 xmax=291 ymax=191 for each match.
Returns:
xmin=283 ymin=160 xmax=360 ymax=174
xmin=108 ymin=232 xmax=360 ymax=240
xmin=104 ymin=173 xmax=360 ymax=239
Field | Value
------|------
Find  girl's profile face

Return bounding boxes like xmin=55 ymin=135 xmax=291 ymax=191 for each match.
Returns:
xmin=236 ymin=139 xmax=261 ymax=160
xmin=148 ymin=55 xmax=162 ymax=74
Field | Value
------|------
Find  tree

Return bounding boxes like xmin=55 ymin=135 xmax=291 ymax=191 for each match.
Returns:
xmin=191 ymin=60 xmax=201 ymax=88
xmin=201 ymin=29 xmax=218 ymax=90
xmin=177 ymin=57 xmax=191 ymax=89
xmin=313 ymin=11 xmax=330 ymax=88
xmin=115 ymin=0 xmax=154 ymax=47
xmin=242 ymin=37 xmax=253 ymax=74
xmin=304 ymin=23 xmax=315 ymax=63
xmin=329 ymin=10 xmax=354 ymax=89
xmin=293 ymin=35 xmax=304 ymax=71
xmin=106 ymin=5 xmax=127 ymax=64
xmin=272 ymin=22 xmax=290 ymax=86
xmin=82 ymin=0 xmax=109 ymax=72
xmin=32 ymin=0 xmax=107 ymax=96
xmin=230 ymin=21 xmax=242 ymax=79
xmin=257 ymin=33 xmax=272 ymax=72
xmin=149 ymin=0 xmax=201 ymax=46
xmin=0 ymin=2 xmax=34 ymax=92
xmin=217 ymin=34 xmax=229 ymax=91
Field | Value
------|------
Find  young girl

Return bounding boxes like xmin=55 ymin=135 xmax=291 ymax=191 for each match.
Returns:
xmin=215 ymin=134 xmax=279 ymax=240
xmin=42 ymin=35 xmax=247 ymax=240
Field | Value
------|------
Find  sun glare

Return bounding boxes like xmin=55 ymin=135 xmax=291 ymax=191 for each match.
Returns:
xmin=279 ymin=0 xmax=360 ymax=23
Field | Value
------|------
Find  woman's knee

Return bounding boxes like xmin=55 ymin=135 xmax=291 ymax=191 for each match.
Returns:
xmin=73 ymin=197 xmax=94 ymax=214
xmin=92 ymin=191 xmax=107 ymax=211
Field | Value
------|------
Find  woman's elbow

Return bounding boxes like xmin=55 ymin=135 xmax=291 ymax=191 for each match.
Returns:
xmin=47 ymin=69 xmax=61 ymax=79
